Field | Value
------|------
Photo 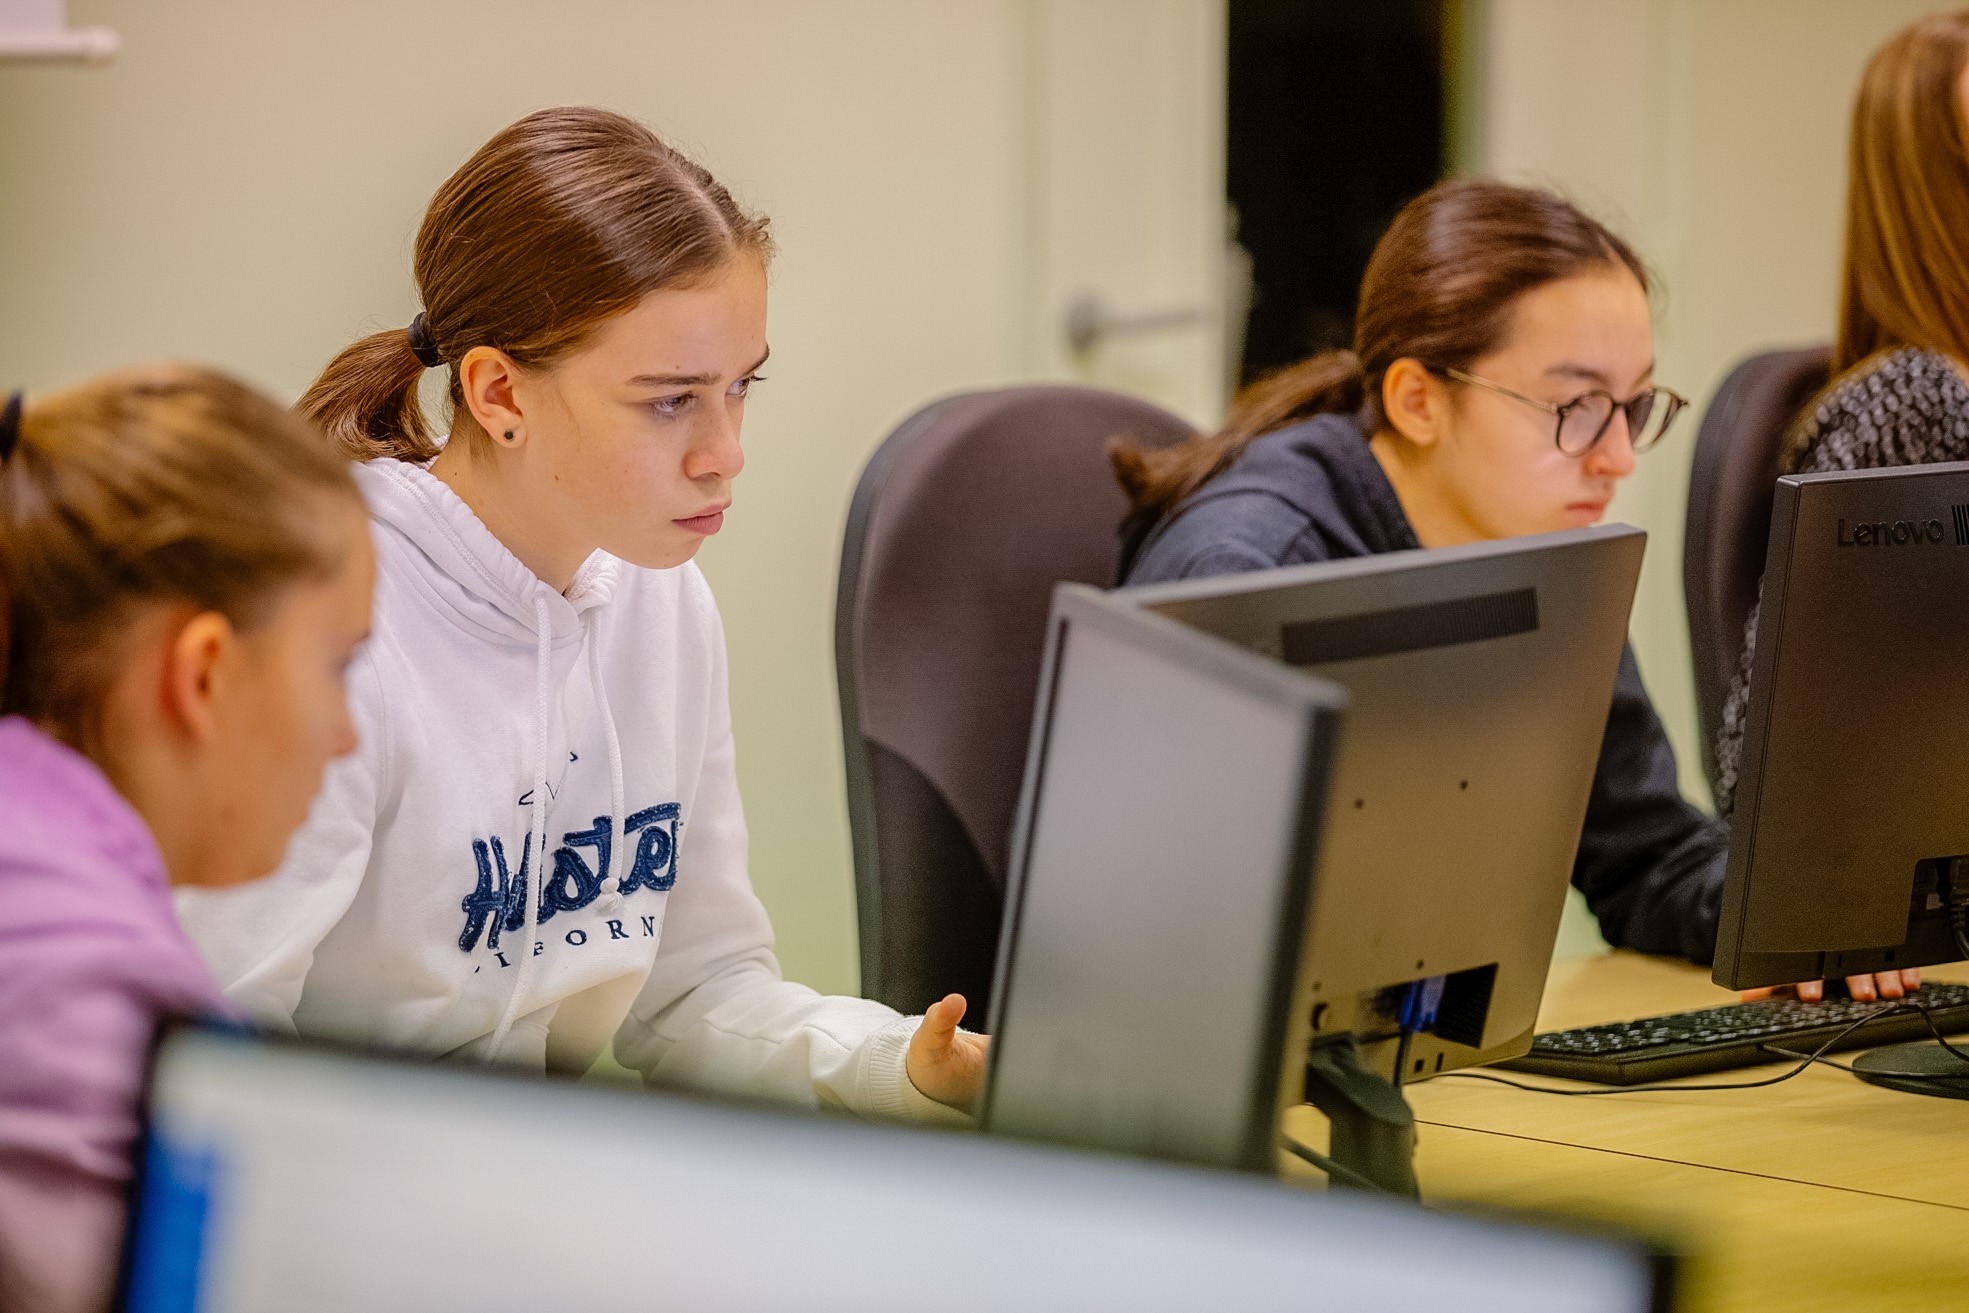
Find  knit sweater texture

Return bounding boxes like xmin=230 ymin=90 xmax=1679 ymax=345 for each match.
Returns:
xmin=1713 ymin=348 xmax=1969 ymax=816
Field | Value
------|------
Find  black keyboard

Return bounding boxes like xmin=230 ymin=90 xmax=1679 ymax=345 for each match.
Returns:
xmin=1499 ymin=982 xmax=1969 ymax=1085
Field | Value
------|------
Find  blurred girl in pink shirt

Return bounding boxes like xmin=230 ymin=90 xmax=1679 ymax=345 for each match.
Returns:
xmin=0 ymin=366 xmax=372 ymax=1313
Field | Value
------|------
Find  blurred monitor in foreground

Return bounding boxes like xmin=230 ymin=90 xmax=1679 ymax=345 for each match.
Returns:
xmin=1715 ymin=463 xmax=1969 ymax=998
xmin=122 ymin=1026 xmax=1671 ymax=1313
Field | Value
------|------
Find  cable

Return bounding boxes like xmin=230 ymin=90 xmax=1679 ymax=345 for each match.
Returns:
xmin=1789 ymin=1005 xmax=1969 ymax=1080
xmin=1437 ymin=1002 xmax=1932 ymax=1097
xmin=1913 ymin=1003 xmax=1969 ymax=1064
xmin=1758 ymin=1045 xmax=1858 ymax=1073
xmin=1279 ymin=1134 xmax=1390 ymax=1194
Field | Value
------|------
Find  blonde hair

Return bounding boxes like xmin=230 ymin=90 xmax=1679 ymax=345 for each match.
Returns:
xmin=1836 ymin=9 xmax=1969 ymax=375
xmin=0 ymin=363 xmax=359 ymax=738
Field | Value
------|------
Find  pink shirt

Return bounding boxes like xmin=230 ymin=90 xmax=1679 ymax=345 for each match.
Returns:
xmin=0 ymin=717 xmax=231 ymax=1312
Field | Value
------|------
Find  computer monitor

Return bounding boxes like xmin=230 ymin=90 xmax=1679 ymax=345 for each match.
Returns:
xmin=980 ymin=586 xmax=1346 ymax=1173
xmin=1121 ymin=526 xmax=1644 ymax=1092
xmin=1713 ymin=462 xmax=1969 ymax=994
xmin=123 ymin=1026 xmax=1672 ymax=1312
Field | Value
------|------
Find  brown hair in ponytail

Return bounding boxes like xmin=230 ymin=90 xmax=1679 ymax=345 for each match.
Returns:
xmin=301 ymin=106 xmax=773 ymax=463
xmin=1 ymin=364 xmax=359 ymax=740
xmin=1111 ymin=179 xmax=1649 ymax=544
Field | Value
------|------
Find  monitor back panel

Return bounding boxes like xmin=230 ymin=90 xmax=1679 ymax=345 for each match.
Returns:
xmin=125 ymin=1029 xmax=1668 ymax=1313
xmin=981 ymin=588 xmax=1342 ymax=1172
xmin=1127 ymin=526 xmax=1644 ymax=1083
xmin=1715 ymin=462 xmax=1969 ymax=989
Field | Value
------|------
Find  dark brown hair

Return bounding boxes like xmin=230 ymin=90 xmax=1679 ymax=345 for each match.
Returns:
xmin=301 ymin=106 xmax=773 ymax=462
xmin=1 ymin=364 xmax=359 ymax=738
xmin=1833 ymin=10 xmax=1969 ymax=377
xmin=1111 ymin=179 xmax=1649 ymax=543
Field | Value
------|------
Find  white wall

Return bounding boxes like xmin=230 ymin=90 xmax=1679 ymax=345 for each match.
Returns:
xmin=0 ymin=0 xmax=1225 ymax=996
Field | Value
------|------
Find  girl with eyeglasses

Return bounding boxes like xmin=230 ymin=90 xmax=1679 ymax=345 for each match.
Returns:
xmin=1110 ymin=179 xmax=1720 ymax=964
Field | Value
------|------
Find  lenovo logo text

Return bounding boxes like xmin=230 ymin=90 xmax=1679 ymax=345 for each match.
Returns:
xmin=1837 ymin=517 xmax=1946 ymax=547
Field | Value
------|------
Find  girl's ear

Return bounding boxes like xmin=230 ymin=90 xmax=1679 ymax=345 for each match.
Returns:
xmin=159 ymin=610 xmax=236 ymax=744
xmin=1381 ymin=358 xmax=1448 ymax=450
xmin=457 ymin=346 xmax=527 ymax=446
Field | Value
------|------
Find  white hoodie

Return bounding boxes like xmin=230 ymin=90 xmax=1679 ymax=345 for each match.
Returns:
xmin=177 ymin=458 xmax=958 ymax=1122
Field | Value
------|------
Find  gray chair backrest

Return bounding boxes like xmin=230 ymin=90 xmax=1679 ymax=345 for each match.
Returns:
xmin=1683 ymin=346 xmax=1831 ymax=796
xmin=836 ymin=385 xmax=1195 ymax=1015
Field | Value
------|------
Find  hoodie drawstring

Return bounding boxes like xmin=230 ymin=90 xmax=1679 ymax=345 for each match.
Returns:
xmin=587 ymin=615 xmax=628 ymax=907
xmin=487 ymin=591 xmax=556 ymax=1062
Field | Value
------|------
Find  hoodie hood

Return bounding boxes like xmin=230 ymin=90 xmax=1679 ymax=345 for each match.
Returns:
xmin=352 ymin=458 xmax=623 ymax=648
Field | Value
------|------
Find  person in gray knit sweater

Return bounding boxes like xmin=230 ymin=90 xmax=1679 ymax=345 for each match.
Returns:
xmin=1716 ymin=9 xmax=1969 ymax=1003
xmin=1712 ymin=349 xmax=1969 ymax=820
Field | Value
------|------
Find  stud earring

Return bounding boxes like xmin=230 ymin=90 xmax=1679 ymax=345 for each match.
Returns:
xmin=502 ymin=430 xmax=516 ymax=444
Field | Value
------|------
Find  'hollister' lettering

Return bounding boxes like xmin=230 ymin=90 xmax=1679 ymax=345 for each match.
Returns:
xmin=457 ymin=802 xmax=681 ymax=954
xmin=618 ymin=804 xmax=681 ymax=895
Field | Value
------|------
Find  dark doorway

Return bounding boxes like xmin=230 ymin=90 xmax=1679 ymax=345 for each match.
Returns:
xmin=1228 ymin=0 xmax=1449 ymax=385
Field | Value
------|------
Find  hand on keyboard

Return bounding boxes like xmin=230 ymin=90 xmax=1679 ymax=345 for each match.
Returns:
xmin=1507 ymin=981 xmax=1969 ymax=1084
xmin=1741 ymin=968 xmax=1922 ymax=1004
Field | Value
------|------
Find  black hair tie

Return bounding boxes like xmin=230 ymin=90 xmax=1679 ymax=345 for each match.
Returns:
xmin=0 ymin=391 xmax=21 ymax=464
xmin=405 ymin=313 xmax=445 ymax=369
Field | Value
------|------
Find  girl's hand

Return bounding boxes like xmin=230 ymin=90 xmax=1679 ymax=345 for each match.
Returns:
xmin=1741 ymin=968 xmax=1921 ymax=1003
xmin=905 ymin=993 xmax=992 ymax=1113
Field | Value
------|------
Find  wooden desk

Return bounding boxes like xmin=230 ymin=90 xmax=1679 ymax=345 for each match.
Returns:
xmin=1282 ymin=953 xmax=1969 ymax=1312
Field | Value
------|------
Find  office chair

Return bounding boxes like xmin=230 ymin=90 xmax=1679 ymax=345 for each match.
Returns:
xmin=836 ymin=385 xmax=1195 ymax=1016
xmin=1682 ymin=346 xmax=1831 ymax=797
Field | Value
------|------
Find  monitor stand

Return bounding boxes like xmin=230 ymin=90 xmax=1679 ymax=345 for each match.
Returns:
xmin=1302 ymin=1036 xmax=1420 ymax=1198
xmin=1850 ymin=1041 xmax=1969 ymax=1100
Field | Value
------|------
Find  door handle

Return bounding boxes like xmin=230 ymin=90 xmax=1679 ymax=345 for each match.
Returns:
xmin=1064 ymin=292 xmax=1207 ymax=357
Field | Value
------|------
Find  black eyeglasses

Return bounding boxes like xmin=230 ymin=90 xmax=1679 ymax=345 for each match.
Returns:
xmin=1434 ymin=367 xmax=1688 ymax=457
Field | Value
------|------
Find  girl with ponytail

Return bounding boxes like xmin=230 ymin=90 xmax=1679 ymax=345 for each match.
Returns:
xmin=177 ymin=107 xmax=987 ymax=1118
xmin=0 ymin=366 xmax=371 ymax=1313
xmin=1115 ymin=179 xmax=1735 ymax=966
